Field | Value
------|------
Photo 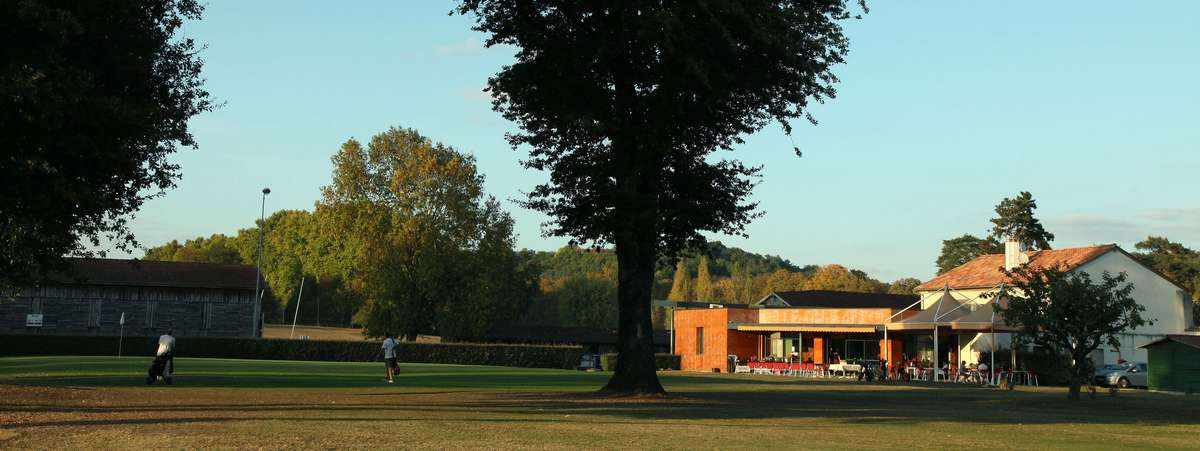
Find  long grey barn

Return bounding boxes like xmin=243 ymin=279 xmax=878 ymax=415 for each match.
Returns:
xmin=0 ymin=259 xmax=258 ymax=337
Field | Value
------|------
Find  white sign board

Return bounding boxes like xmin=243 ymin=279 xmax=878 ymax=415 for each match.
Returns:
xmin=26 ymin=314 xmax=43 ymax=327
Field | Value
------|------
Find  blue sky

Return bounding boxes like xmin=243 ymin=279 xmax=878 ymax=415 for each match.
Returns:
xmin=122 ymin=1 xmax=1200 ymax=282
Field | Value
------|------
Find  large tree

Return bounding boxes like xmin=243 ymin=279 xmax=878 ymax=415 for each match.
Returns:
xmin=318 ymin=127 xmax=534 ymax=341
xmin=998 ymin=264 xmax=1150 ymax=400
xmin=990 ymin=191 xmax=1054 ymax=249
xmin=457 ymin=1 xmax=862 ymax=394
xmin=936 ymin=234 xmax=1004 ymax=274
xmin=887 ymin=277 xmax=922 ymax=295
xmin=1 ymin=0 xmax=213 ymax=290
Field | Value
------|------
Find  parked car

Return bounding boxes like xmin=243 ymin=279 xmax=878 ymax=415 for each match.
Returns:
xmin=1093 ymin=363 xmax=1148 ymax=388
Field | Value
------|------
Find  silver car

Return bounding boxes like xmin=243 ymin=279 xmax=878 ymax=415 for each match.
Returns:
xmin=1093 ymin=363 xmax=1148 ymax=388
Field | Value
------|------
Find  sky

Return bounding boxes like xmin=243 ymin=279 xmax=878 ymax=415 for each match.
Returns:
xmin=119 ymin=1 xmax=1200 ymax=282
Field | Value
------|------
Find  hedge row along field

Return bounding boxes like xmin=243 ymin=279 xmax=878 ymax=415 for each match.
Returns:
xmin=0 ymin=335 xmax=584 ymax=370
xmin=600 ymin=353 xmax=681 ymax=371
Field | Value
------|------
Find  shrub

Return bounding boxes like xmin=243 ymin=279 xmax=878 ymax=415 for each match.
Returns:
xmin=600 ymin=353 xmax=680 ymax=371
xmin=989 ymin=349 xmax=1070 ymax=386
xmin=0 ymin=335 xmax=583 ymax=370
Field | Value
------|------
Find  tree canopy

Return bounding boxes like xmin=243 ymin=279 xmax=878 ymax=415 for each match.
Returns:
xmin=317 ymin=127 xmax=536 ymax=341
xmin=1 ymin=0 xmax=213 ymax=290
xmin=1131 ymin=236 xmax=1200 ymax=324
xmin=936 ymin=234 xmax=1003 ymax=275
xmin=935 ymin=192 xmax=1052 ymax=274
xmin=997 ymin=264 xmax=1149 ymax=400
xmin=990 ymin=191 xmax=1054 ymax=249
xmin=456 ymin=0 xmax=863 ymax=394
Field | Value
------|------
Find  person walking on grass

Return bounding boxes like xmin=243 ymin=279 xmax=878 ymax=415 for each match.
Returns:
xmin=382 ymin=332 xmax=399 ymax=383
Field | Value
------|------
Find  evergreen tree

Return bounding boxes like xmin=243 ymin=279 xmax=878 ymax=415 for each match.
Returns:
xmin=667 ymin=259 xmax=692 ymax=301
xmin=990 ymin=191 xmax=1054 ymax=249
xmin=695 ymin=257 xmax=714 ymax=302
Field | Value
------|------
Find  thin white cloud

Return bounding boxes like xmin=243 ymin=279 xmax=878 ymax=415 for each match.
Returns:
xmin=1046 ymin=209 xmax=1200 ymax=248
xmin=433 ymin=38 xmax=482 ymax=57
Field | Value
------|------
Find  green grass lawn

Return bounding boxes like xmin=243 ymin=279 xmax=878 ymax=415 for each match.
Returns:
xmin=2 ymin=356 xmax=1198 ymax=450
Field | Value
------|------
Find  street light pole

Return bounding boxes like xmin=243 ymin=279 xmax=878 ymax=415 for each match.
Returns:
xmin=253 ymin=187 xmax=270 ymax=337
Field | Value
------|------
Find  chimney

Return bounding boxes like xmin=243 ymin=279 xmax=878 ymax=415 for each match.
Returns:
xmin=1004 ymin=239 xmax=1029 ymax=271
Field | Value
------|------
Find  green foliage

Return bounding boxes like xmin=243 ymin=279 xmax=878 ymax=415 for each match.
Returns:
xmin=667 ymin=260 xmax=693 ymax=301
xmin=144 ymin=210 xmax=359 ymax=328
xmin=990 ymin=191 xmax=1054 ymax=250
xmin=0 ymin=335 xmax=583 ymax=370
xmin=990 ymin=349 xmax=1071 ymax=387
xmin=803 ymin=265 xmax=884 ymax=293
xmin=1132 ymin=236 xmax=1200 ymax=325
xmin=997 ymin=264 xmax=1150 ymax=399
xmin=319 ymin=127 xmax=535 ymax=341
xmin=555 ymin=275 xmax=619 ymax=329
xmin=456 ymin=0 xmax=862 ymax=393
xmin=600 ymin=353 xmax=681 ymax=372
xmin=936 ymin=234 xmax=1004 ymax=275
xmin=0 ymin=0 xmax=213 ymax=290
xmin=887 ymin=277 xmax=923 ymax=295
xmin=694 ymin=257 xmax=714 ymax=302
xmin=143 ymin=234 xmax=245 ymax=264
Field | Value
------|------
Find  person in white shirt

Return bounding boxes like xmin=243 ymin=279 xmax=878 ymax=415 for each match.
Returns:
xmin=382 ymin=332 xmax=398 ymax=383
xmin=154 ymin=329 xmax=175 ymax=379
xmin=977 ymin=361 xmax=990 ymax=385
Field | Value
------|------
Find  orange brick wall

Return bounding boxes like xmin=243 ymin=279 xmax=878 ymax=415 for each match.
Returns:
xmin=674 ymin=308 xmax=761 ymax=372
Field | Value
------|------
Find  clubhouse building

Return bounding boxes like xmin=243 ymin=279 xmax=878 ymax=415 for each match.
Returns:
xmin=673 ymin=242 xmax=1196 ymax=373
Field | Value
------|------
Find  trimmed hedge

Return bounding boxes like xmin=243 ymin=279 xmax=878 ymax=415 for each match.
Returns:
xmin=600 ymin=353 xmax=681 ymax=371
xmin=990 ymin=349 xmax=1070 ymax=386
xmin=0 ymin=335 xmax=583 ymax=370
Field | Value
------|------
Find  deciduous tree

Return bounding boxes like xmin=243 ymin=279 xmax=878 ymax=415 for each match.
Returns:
xmin=456 ymin=0 xmax=862 ymax=395
xmin=319 ymin=127 xmax=533 ymax=341
xmin=887 ymin=277 xmax=922 ymax=295
xmin=997 ymin=264 xmax=1150 ymax=400
xmin=936 ymin=234 xmax=1003 ymax=275
xmin=1 ymin=0 xmax=213 ymax=290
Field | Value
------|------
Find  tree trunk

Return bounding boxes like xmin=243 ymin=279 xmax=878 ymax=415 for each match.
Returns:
xmin=600 ymin=223 xmax=666 ymax=395
xmin=1067 ymin=380 xmax=1082 ymax=400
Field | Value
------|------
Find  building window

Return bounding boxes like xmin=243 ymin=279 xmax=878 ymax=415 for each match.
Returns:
xmin=696 ymin=327 xmax=704 ymax=355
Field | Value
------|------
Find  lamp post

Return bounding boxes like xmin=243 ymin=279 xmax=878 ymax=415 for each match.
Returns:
xmin=253 ymin=187 xmax=270 ymax=337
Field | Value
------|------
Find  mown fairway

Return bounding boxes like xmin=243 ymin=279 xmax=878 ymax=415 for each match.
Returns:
xmin=2 ymin=357 xmax=1198 ymax=450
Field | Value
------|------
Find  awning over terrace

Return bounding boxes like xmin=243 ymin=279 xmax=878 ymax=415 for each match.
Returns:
xmin=735 ymin=323 xmax=879 ymax=333
xmin=887 ymin=289 xmax=967 ymax=330
xmin=948 ymin=295 xmax=1019 ymax=332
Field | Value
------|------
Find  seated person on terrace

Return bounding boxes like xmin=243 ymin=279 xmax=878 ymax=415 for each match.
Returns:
xmin=956 ymin=361 xmax=969 ymax=382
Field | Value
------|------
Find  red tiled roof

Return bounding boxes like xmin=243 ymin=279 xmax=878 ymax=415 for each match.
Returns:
xmin=49 ymin=258 xmax=259 ymax=291
xmin=917 ymin=245 xmax=1117 ymax=291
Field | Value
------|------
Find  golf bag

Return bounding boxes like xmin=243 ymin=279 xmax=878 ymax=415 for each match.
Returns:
xmin=146 ymin=352 xmax=173 ymax=385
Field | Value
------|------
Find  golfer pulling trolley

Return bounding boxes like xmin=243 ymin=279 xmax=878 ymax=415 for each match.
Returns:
xmin=382 ymin=332 xmax=399 ymax=384
xmin=147 ymin=329 xmax=175 ymax=385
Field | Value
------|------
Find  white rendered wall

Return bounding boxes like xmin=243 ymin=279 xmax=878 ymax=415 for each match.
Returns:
xmin=1075 ymin=251 xmax=1192 ymax=364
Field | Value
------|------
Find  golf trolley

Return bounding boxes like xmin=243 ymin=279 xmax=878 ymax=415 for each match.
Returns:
xmin=146 ymin=353 xmax=174 ymax=385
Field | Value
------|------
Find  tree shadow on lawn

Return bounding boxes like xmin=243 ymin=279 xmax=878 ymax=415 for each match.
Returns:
xmin=5 ymin=384 xmax=1197 ymax=429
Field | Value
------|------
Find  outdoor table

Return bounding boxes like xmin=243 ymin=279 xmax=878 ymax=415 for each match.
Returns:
xmin=827 ymin=363 xmax=862 ymax=377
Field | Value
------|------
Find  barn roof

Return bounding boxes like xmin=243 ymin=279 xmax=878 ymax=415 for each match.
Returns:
xmin=49 ymin=258 xmax=258 ymax=291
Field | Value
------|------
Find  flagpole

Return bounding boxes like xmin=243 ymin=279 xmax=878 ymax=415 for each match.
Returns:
xmin=118 ymin=312 xmax=125 ymax=358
